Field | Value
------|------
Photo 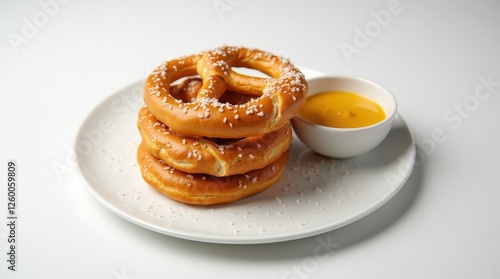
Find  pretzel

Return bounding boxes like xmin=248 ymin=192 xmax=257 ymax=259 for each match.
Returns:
xmin=143 ymin=45 xmax=308 ymax=138
xmin=138 ymin=106 xmax=292 ymax=177
xmin=137 ymin=142 xmax=289 ymax=205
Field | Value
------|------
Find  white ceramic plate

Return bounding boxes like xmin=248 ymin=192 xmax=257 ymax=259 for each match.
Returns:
xmin=75 ymin=68 xmax=415 ymax=244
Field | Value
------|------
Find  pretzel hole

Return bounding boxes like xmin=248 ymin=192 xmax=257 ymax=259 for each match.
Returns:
xmin=170 ymin=76 xmax=203 ymax=102
xmin=218 ymin=90 xmax=254 ymax=105
xmin=231 ymin=67 xmax=272 ymax=79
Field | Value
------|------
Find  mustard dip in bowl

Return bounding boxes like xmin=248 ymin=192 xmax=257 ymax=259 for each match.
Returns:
xmin=291 ymin=76 xmax=397 ymax=159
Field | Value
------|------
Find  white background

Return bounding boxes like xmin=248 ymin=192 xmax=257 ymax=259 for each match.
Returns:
xmin=1 ymin=0 xmax=500 ymax=278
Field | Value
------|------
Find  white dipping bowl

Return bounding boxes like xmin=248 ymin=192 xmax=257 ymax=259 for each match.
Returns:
xmin=291 ymin=76 xmax=398 ymax=159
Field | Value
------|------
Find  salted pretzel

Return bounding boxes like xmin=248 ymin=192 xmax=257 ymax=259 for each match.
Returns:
xmin=137 ymin=142 xmax=289 ymax=205
xmin=138 ymin=106 xmax=292 ymax=177
xmin=143 ymin=45 xmax=308 ymax=138
xmin=138 ymin=77 xmax=292 ymax=176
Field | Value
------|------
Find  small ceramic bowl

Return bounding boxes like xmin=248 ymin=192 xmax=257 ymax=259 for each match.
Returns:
xmin=291 ymin=76 xmax=397 ymax=159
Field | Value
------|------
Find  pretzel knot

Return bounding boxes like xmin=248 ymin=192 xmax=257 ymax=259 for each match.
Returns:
xmin=144 ymin=46 xmax=308 ymax=138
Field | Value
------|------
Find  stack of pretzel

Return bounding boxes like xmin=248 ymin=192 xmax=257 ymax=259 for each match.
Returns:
xmin=136 ymin=46 xmax=308 ymax=205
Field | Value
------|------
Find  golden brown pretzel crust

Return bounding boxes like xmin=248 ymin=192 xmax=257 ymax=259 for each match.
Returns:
xmin=137 ymin=142 xmax=289 ymax=205
xmin=143 ymin=45 xmax=308 ymax=138
xmin=138 ymin=106 xmax=292 ymax=177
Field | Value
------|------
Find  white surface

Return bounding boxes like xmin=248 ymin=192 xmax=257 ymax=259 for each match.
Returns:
xmin=75 ymin=74 xmax=414 ymax=244
xmin=1 ymin=0 xmax=499 ymax=278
